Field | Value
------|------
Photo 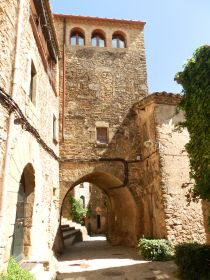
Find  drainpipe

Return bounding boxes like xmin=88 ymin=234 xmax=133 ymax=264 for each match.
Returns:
xmin=61 ymin=17 xmax=66 ymax=141
xmin=0 ymin=0 xmax=24 ymax=262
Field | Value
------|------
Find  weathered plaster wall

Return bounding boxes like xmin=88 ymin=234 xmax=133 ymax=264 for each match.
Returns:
xmin=135 ymin=101 xmax=167 ymax=239
xmin=134 ymin=93 xmax=208 ymax=245
xmin=155 ymin=101 xmax=207 ymax=245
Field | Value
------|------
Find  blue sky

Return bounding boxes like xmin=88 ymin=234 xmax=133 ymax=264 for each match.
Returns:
xmin=51 ymin=0 xmax=210 ymax=93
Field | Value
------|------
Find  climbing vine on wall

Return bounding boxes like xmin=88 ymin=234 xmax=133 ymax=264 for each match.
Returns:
xmin=175 ymin=45 xmax=210 ymax=201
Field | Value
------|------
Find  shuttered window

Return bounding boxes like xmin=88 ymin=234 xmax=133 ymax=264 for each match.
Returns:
xmin=96 ymin=127 xmax=108 ymax=144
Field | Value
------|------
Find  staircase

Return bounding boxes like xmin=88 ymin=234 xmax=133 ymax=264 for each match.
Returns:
xmin=61 ymin=224 xmax=82 ymax=246
xmin=60 ymin=219 xmax=88 ymax=247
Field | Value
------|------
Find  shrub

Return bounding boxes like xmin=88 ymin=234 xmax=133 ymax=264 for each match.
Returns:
xmin=0 ymin=257 xmax=34 ymax=280
xmin=138 ymin=238 xmax=173 ymax=261
xmin=175 ymin=242 xmax=210 ymax=280
xmin=69 ymin=195 xmax=88 ymax=224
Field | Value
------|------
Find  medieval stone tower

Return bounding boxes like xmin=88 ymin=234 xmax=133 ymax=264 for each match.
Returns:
xmin=54 ymin=14 xmax=148 ymax=246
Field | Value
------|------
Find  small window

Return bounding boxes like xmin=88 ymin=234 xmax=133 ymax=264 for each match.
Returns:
xmin=79 ymin=183 xmax=84 ymax=188
xmin=70 ymin=31 xmax=85 ymax=46
xmin=112 ymin=33 xmax=126 ymax=48
xmin=53 ymin=114 xmax=58 ymax=144
xmin=91 ymin=32 xmax=105 ymax=47
xmin=96 ymin=127 xmax=108 ymax=144
xmin=29 ymin=61 xmax=37 ymax=104
xmin=53 ymin=188 xmax=56 ymax=196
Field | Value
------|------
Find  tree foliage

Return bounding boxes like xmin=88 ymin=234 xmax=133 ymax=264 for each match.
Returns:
xmin=69 ymin=195 xmax=88 ymax=224
xmin=175 ymin=45 xmax=210 ymax=201
xmin=0 ymin=258 xmax=34 ymax=280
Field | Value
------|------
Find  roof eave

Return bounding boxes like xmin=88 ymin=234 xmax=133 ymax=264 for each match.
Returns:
xmin=54 ymin=13 xmax=146 ymax=27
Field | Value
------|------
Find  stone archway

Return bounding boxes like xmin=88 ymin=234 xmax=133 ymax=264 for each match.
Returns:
xmin=11 ymin=163 xmax=35 ymax=261
xmin=60 ymin=171 xmax=139 ymax=247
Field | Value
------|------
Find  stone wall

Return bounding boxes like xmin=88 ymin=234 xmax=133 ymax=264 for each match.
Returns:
xmin=0 ymin=105 xmax=8 ymax=198
xmin=155 ymin=100 xmax=207 ymax=245
xmin=134 ymin=98 xmax=167 ymax=239
xmin=54 ymin=15 xmax=147 ymax=159
xmin=134 ymin=93 xmax=208 ymax=245
xmin=0 ymin=0 xmax=60 ymax=268
xmin=0 ymin=0 xmax=17 ymax=219
xmin=0 ymin=0 xmax=17 ymax=93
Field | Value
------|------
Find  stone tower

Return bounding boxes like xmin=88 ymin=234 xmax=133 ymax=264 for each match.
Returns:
xmin=55 ymin=14 xmax=147 ymax=156
xmin=54 ymin=14 xmax=148 ymax=246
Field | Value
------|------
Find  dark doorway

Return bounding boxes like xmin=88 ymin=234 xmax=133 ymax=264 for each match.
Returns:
xmin=11 ymin=175 xmax=26 ymax=261
xmin=11 ymin=163 xmax=35 ymax=262
xmin=97 ymin=215 xmax=101 ymax=229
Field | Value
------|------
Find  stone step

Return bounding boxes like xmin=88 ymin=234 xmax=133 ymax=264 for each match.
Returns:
xmin=63 ymin=234 xmax=78 ymax=247
xmin=60 ymin=224 xmax=69 ymax=229
xmin=62 ymin=229 xmax=81 ymax=240
xmin=61 ymin=218 xmax=89 ymax=242
xmin=61 ymin=226 xmax=75 ymax=232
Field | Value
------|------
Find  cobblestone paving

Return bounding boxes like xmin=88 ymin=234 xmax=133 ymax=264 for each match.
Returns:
xmin=56 ymin=236 xmax=179 ymax=280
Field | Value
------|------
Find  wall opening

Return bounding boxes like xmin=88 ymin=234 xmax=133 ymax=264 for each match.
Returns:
xmin=60 ymin=171 xmax=139 ymax=248
xmin=11 ymin=163 xmax=35 ymax=262
xmin=97 ymin=215 xmax=101 ymax=229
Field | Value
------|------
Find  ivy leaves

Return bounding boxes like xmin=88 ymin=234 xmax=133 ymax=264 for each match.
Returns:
xmin=175 ymin=45 xmax=210 ymax=201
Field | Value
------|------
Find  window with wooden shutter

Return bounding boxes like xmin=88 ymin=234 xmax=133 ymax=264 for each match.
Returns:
xmin=96 ymin=127 xmax=108 ymax=144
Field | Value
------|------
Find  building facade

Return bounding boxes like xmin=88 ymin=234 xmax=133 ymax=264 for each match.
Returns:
xmin=0 ymin=0 xmax=60 ymax=271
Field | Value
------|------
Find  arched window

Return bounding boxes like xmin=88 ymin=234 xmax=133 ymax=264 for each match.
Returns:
xmin=112 ymin=33 xmax=126 ymax=48
xmin=91 ymin=32 xmax=105 ymax=47
xmin=70 ymin=30 xmax=85 ymax=46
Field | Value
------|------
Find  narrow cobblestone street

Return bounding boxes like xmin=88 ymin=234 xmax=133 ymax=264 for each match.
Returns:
xmin=56 ymin=236 xmax=179 ymax=280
